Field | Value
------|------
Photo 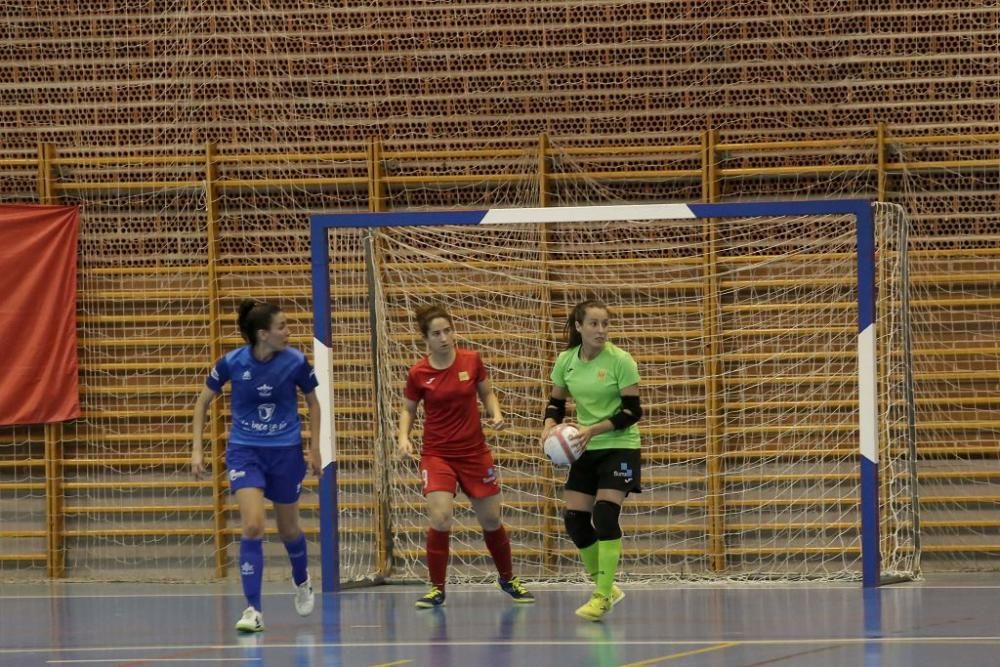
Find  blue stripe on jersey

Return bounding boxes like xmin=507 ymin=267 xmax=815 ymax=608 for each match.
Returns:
xmin=206 ymin=346 xmax=319 ymax=447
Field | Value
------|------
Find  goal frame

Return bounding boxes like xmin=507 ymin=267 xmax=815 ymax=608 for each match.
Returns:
xmin=310 ymin=199 xmax=882 ymax=591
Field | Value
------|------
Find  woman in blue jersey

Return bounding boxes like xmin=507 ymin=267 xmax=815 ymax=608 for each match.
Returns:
xmin=192 ymin=299 xmax=321 ymax=633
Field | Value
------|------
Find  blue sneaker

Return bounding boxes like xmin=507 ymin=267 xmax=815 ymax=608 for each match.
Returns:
xmin=415 ymin=586 xmax=446 ymax=608
xmin=497 ymin=576 xmax=535 ymax=603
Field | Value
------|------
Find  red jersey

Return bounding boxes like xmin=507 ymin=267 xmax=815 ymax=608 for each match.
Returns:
xmin=404 ymin=348 xmax=488 ymax=456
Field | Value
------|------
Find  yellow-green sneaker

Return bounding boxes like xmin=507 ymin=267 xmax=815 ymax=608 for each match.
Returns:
xmin=575 ymin=592 xmax=612 ymax=621
xmin=415 ymin=586 xmax=446 ymax=609
xmin=497 ymin=576 xmax=535 ymax=603
xmin=609 ymin=584 xmax=625 ymax=607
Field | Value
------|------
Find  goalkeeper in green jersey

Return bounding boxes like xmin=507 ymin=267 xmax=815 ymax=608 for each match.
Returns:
xmin=541 ymin=299 xmax=642 ymax=621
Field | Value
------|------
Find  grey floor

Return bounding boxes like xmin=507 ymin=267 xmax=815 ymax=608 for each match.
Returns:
xmin=2 ymin=576 xmax=999 ymax=666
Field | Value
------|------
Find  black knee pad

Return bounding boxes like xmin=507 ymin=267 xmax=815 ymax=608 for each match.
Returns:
xmin=592 ymin=500 xmax=622 ymax=541
xmin=563 ymin=510 xmax=598 ymax=549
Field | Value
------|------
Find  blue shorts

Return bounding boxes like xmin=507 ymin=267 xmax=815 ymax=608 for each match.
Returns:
xmin=225 ymin=443 xmax=306 ymax=504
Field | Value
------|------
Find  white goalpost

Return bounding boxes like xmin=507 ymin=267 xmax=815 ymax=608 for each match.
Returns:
xmin=310 ymin=200 xmax=919 ymax=592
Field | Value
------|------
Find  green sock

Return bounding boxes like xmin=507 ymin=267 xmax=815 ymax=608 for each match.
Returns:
xmin=579 ymin=541 xmax=600 ymax=580
xmin=596 ymin=538 xmax=622 ymax=597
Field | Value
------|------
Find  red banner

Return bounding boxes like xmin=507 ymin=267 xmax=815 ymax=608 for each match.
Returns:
xmin=0 ymin=205 xmax=80 ymax=425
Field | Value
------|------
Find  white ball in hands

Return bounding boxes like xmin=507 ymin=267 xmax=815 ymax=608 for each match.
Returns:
xmin=543 ymin=424 xmax=583 ymax=466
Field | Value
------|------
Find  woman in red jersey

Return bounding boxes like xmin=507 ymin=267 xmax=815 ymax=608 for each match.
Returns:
xmin=398 ymin=304 xmax=534 ymax=609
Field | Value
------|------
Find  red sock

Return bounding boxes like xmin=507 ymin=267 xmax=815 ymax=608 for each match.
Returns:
xmin=483 ymin=525 xmax=513 ymax=581
xmin=426 ymin=528 xmax=450 ymax=590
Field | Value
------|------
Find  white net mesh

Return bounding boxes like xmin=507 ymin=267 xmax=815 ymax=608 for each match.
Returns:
xmin=55 ymin=165 xmax=217 ymax=580
xmin=896 ymin=143 xmax=1000 ymax=572
xmin=322 ymin=202 xmax=919 ymax=584
xmin=1 ymin=152 xmax=370 ymax=582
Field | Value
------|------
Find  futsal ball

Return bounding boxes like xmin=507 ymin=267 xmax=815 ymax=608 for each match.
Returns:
xmin=543 ymin=424 xmax=583 ymax=466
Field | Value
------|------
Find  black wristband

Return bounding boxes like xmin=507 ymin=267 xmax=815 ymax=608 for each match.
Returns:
xmin=544 ymin=397 xmax=566 ymax=424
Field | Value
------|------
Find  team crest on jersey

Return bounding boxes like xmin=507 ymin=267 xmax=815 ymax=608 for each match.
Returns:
xmin=258 ymin=403 xmax=276 ymax=422
xmin=257 ymin=383 xmax=273 ymax=397
xmin=241 ymin=369 xmax=252 ymax=380
xmin=458 ymin=371 xmax=470 ymax=381
xmin=597 ymin=369 xmax=607 ymax=380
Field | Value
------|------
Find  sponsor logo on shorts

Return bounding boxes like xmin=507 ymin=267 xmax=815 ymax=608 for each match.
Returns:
xmin=613 ymin=462 xmax=633 ymax=483
xmin=482 ymin=466 xmax=497 ymax=485
xmin=230 ymin=469 xmax=247 ymax=481
xmin=240 ymin=561 xmax=255 ymax=576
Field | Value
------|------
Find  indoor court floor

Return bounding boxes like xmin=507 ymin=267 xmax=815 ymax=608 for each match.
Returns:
xmin=2 ymin=575 xmax=999 ymax=666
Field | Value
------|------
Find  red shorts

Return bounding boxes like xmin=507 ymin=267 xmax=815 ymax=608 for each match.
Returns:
xmin=420 ymin=450 xmax=500 ymax=499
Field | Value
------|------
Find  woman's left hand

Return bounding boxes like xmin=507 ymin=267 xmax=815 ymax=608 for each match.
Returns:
xmin=571 ymin=425 xmax=595 ymax=449
xmin=307 ymin=447 xmax=322 ymax=477
xmin=487 ymin=413 xmax=506 ymax=431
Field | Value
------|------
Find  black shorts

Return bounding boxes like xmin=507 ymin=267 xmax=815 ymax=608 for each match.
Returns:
xmin=564 ymin=448 xmax=642 ymax=496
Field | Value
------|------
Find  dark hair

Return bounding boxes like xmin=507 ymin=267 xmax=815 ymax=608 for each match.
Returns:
xmin=565 ymin=299 xmax=610 ymax=349
xmin=237 ymin=299 xmax=281 ymax=345
xmin=414 ymin=304 xmax=452 ymax=338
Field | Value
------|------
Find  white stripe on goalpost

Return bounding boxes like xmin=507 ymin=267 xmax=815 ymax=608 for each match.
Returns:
xmin=480 ymin=203 xmax=698 ymax=225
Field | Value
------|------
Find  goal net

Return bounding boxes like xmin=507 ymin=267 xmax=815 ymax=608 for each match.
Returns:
xmin=311 ymin=201 xmax=919 ymax=587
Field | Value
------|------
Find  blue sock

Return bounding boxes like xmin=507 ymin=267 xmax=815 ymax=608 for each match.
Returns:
xmin=283 ymin=532 xmax=309 ymax=586
xmin=239 ymin=537 xmax=264 ymax=611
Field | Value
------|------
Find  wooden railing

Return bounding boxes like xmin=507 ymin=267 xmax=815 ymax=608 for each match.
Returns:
xmin=1 ymin=126 xmax=999 ymax=579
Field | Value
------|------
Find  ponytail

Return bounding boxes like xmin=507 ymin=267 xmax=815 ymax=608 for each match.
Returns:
xmin=237 ymin=299 xmax=281 ymax=345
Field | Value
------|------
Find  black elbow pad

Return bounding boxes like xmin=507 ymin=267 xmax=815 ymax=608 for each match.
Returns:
xmin=609 ymin=395 xmax=641 ymax=430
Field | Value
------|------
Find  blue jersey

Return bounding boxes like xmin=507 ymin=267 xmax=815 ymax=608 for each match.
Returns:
xmin=206 ymin=346 xmax=318 ymax=447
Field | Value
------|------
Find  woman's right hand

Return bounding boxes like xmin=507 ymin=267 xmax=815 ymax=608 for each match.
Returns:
xmin=191 ymin=447 xmax=207 ymax=480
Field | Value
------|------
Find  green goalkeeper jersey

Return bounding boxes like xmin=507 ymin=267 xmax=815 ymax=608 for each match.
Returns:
xmin=550 ymin=342 xmax=641 ymax=451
